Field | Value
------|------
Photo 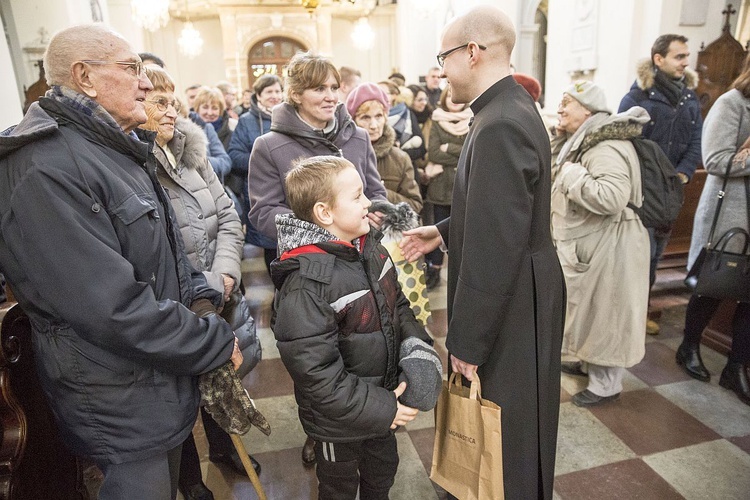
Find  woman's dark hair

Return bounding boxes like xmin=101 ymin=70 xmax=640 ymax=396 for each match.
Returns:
xmin=253 ymin=74 xmax=283 ymax=95
xmin=408 ymin=84 xmax=433 ymax=114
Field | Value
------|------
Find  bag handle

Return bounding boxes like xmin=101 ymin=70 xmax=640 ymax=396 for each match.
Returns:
xmin=706 ymin=158 xmax=734 ymax=246
xmin=448 ymin=372 xmax=483 ymax=401
xmin=713 ymin=227 xmax=750 ymax=255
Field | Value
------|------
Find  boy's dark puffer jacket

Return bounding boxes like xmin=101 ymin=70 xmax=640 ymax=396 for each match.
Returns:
xmin=270 ymin=214 xmax=431 ymax=443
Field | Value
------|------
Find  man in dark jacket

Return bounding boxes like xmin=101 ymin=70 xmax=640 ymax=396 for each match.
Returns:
xmin=618 ymin=34 xmax=702 ymax=334
xmin=0 ymin=25 xmax=240 ymax=499
xmin=401 ymin=6 xmax=565 ymax=499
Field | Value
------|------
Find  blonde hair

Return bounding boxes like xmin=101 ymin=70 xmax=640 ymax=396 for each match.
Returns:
xmin=286 ymin=156 xmax=353 ymax=224
xmin=395 ymin=86 xmax=414 ymax=107
xmin=192 ymin=86 xmax=226 ymax=115
xmin=285 ymin=52 xmax=341 ymax=108
xmin=355 ymin=99 xmax=386 ymax=118
xmin=44 ymin=24 xmax=129 ymax=87
xmin=143 ymin=64 xmax=175 ymax=93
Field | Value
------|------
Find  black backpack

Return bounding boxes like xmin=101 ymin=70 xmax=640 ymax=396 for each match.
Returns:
xmin=627 ymin=137 xmax=684 ymax=229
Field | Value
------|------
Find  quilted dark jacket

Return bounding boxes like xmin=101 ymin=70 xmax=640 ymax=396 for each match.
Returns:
xmin=618 ymin=59 xmax=702 ymax=179
xmin=270 ymin=214 xmax=431 ymax=442
xmin=0 ymin=98 xmax=235 ymax=464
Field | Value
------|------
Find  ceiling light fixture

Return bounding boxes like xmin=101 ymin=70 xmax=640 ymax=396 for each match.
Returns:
xmin=130 ymin=0 xmax=170 ymax=32
xmin=178 ymin=0 xmax=204 ymax=58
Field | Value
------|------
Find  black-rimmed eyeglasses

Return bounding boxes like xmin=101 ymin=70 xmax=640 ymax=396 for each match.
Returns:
xmin=436 ymin=43 xmax=487 ymax=68
xmin=80 ymin=60 xmax=145 ymax=78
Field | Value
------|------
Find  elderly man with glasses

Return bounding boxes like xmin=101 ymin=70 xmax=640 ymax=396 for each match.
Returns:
xmin=400 ymin=6 xmax=565 ymax=500
xmin=0 ymin=24 xmax=241 ymax=499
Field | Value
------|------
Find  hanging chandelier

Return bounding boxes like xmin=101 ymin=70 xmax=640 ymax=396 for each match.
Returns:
xmin=351 ymin=17 xmax=375 ymax=51
xmin=130 ymin=0 xmax=170 ymax=32
xmin=178 ymin=22 xmax=204 ymax=58
xmin=177 ymin=0 xmax=203 ymax=58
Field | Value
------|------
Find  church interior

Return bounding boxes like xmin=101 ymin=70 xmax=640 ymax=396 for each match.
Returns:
xmin=2 ymin=0 xmax=750 ymax=499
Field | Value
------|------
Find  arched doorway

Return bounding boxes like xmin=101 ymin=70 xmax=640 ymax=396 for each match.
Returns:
xmin=247 ymin=37 xmax=307 ymax=86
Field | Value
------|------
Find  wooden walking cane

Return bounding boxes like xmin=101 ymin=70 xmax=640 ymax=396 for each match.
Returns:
xmin=230 ymin=434 xmax=267 ymax=500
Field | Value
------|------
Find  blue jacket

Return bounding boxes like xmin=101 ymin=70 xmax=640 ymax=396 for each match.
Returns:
xmin=189 ymin=111 xmax=232 ymax=180
xmin=228 ymin=96 xmax=272 ymax=174
xmin=618 ymin=59 xmax=702 ymax=179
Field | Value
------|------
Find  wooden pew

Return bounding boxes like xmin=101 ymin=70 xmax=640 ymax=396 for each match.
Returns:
xmin=0 ymin=302 xmax=89 ymax=499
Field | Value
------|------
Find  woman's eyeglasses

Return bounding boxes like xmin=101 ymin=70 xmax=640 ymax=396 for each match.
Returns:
xmin=147 ymin=97 xmax=181 ymax=112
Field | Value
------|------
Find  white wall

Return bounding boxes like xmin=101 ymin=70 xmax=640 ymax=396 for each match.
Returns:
xmin=141 ymin=17 xmax=227 ymax=96
xmin=544 ymin=0 xmax=731 ymax=118
xmin=331 ymin=13 xmax=396 ymax=84
xmin=0 ymin=26 xmax=23 ymax=130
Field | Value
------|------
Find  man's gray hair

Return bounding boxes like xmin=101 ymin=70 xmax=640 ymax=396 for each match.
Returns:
xmin=44 ymin=24 xmax=129 ymax=87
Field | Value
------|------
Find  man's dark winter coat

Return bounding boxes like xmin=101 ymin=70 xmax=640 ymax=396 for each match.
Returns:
xmin=618 ymin=59 xmax=702 ymax=179
xmin=0 ymin=98 xmax=235 ymax=464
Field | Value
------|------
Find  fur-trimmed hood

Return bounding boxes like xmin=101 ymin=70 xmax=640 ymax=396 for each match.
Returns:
xmin=633 ymin=58 xmax=698 ymax=91
xmin=168 ymin=116 xmax=209 ymax=171
xmin=581 ymin=106 xmax=651 ymax=152
xmin=371 ymin=124 xmax=397 ymax=158
xmin=557 ymin=107 xmax=651 ymax=165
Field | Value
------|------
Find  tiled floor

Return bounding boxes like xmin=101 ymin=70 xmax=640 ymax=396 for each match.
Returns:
xmin=185 ymin=245 xmax=750 ymax=499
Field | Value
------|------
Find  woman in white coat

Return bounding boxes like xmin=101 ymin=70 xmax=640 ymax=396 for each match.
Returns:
xmin=551 ymin=81 xmax=650 ymax=407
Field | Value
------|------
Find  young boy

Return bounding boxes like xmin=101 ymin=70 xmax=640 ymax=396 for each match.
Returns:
xmin=270 ymin=156 xmax=438 ymax=499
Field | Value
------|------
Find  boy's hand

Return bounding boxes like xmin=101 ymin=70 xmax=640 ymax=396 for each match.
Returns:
xmin=367 ymin=210 xmax=384 ymax=230
xmin=391 ymin=381 xmax=419 ymax=429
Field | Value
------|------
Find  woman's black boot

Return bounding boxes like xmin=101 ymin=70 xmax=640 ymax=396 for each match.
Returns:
xmin=676 ymin=341 xmax=710 ymax=382
xmin=719 ymin=362 xmax=750 ymax=406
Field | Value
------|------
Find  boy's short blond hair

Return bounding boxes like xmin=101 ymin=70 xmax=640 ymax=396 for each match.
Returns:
xmin=286 ymin=156 xmax=354 ymax=224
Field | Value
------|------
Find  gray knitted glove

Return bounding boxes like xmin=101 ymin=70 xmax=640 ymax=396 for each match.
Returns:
xmin=398 ymin=337 xmax=443 ymax=411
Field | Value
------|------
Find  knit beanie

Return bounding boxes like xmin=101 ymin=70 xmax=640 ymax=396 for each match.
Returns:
xmin=398 ymin=337 xmax=443 ymax=411
xmin=513 ymin=73 xmax=541 ymax=102
xmin=564 ymin=80 xmax=611 ymax=114
xmin=346 ymin=82 xmax=391 ymax=117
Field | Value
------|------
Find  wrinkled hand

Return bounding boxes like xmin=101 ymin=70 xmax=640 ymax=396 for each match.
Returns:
xmin=230 ymin=337 xmax=243 ymax=371
xmin=221 ymin=274 xmax=235 ymax=302
xmin=367 ymin=210 xmax=384 ymax=230
xmin=391 ymin=381 xmax=419 ymax=429
xmin=399 ymin=225 xmax=442 ymax=262
xmin=450 ymin=354 xmax=478 ymax=382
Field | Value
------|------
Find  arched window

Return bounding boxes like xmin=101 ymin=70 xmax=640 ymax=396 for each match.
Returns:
xmin=247 ymin=37 xmax=307 ymax=86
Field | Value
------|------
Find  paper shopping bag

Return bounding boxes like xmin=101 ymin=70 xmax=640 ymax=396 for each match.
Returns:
xmin=430 ymin=373 xmax=504 ymax=500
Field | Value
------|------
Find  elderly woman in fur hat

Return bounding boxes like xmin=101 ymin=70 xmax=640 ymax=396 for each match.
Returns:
xmin=551 ymin=80 xmax=651 ymax=407
xmin=346 ymin=82 xmax=423 ymax=213
xmin=139 ymin=64 xmax=259 ymax=500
